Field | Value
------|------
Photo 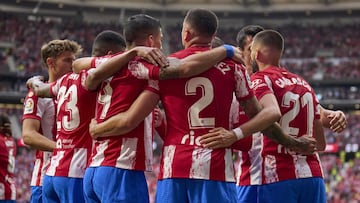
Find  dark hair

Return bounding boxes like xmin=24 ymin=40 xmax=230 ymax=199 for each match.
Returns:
xmin=253 ymin=30 xmax=284 ymax=53
xmin=211 ymin=36 xmax=224 ymax=48
xmin=0 ymin=113 xmax=11 ymax=136
xmin=124 ymin=14 xmax=161 ymax=45
xmin=184 ymin=9 xmax=218 ymax=37
xmin=92 ymin=30 xmax=126 ymax=56
xmin=236 ymin=25 xmax=264 ymax=50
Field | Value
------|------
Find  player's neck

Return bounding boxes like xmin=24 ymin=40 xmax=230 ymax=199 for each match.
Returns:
xmin=48 ymin=75 xmax=55 ymax=83
xmin=185 ymin=36 xmax=211 ymax=48
xmin=259 ymin=63 xmax=280 ymax=71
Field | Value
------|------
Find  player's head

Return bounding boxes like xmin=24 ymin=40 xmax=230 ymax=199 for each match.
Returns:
xmin=211 ymin=36 xmax=224 ymax=48
xmin=0 ymin=113 xmax=11 ymax=137
xmin=182 ymin=8 xmax=218 ymax=48
xmin=250 ymin=30 xmax=284 ymax=72
xmin=41 ymin=39 xmax=82 ymax=81
xmin=236 ymin=25 xmax=264 ymax=75
xmin=124 ymin=14 xmax=162 ymax=49
xmin=92 ymin=30 xmax=126 ymax=57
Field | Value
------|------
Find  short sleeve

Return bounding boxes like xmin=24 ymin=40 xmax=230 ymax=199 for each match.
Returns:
xmin=234 ymin=63 xmax=254 ymax=101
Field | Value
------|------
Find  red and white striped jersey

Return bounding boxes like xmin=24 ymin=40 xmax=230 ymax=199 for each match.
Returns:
xmin=148 ymin=46 xmax=254 ymax=182
xmin=89 ymin=56 xmax=157 ymax=172
xmin=251 ymin=66 xmax=323 ymax=184
xmin=0 ymin=133 xmax=16 ymax=200
xmin=22 ymin=90 xmax=56 ymax=186
xmin=46 ymin=70 xmax=96 ymax=178
xmin=230 ymin=96 xmax=263 ymax=186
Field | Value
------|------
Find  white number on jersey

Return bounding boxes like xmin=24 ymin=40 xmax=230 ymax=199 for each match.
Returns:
xmin=280 ymin=91 xmax=314 ymax=136
xmin=185 ymin=77 xmax=215 ymax=129
xmin=98 ymin=80 xmax=113 ymax=119
xmin=57 ymin=85 xmax=80 ymax=131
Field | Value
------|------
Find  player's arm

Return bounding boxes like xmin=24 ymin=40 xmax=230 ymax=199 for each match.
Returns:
xmin=199 ymin=95 xmax=281 ymax=148
xmin=200 ymin=94 xmax=316 ymax=153
xmin=85 ymin=47 xmax=168 ymax=90
xmin=22 ymin=119 xmax=56 ymax=151
xmin=159 ymin=45 xmax=241 ymax=80
xmin=313 ymin=118 xmax=326 ymax=151
xmin=72 ymin=57 xmax=93 ymax=73
xmin=153 ymin=107 xmax=167 ymax=140
xmin=89 ymin=90 xmax=160 ymax=138
xmin=26 ymin=77 xmax=52 ymax=98
xmin=320 ymin=106 xmax=347 ymax=133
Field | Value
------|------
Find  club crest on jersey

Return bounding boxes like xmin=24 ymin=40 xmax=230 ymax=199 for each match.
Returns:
xmin=24 ymin=98 xmax=34 ymax=114
xmin=128 ymin=61 xmax=150 ymax=79
xmin=28 ymin=91 xmax=34 ymax=97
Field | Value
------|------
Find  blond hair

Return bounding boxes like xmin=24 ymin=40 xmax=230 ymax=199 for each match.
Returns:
xmin=41 ymin=39 xmax=83 ymax=67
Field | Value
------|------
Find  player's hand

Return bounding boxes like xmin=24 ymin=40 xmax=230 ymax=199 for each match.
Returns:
xmin=231 ymin=46 xmax=245 ymax=64
xmin=289 ymin=135 xmax=317 ymax=155
xmin=26 ymin=76 xmax=44 ymax=89
xmin=153 ymin=107 xmax=163 ymax=128
xmin=89 ymin=119 xmax=99 ymax=139
xmin=199 ymin=127 xmax=237 ymax=149
xmin=328 ymin=110 xmax=347 ymax=133
xmin=135 ymin=46 xmax=168 ymax=68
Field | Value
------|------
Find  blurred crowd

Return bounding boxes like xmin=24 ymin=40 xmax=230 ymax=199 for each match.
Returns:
xmin=0 ymin=12 xmax=359 ymax=203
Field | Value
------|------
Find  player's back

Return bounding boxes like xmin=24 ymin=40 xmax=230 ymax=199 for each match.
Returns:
xmin=47 ymin=71 xmax=97 ymax=178
xmin=158 ymin=46 xmax=251 ymax=182
xmin=0 ymin=133 xmax=16 ymax=200
xmin=90 ymin=56 xmax=154 ymax=171
xmin=251 ymin=66 xmax=323 ymax=183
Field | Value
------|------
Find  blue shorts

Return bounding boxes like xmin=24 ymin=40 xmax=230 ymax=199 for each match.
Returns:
xmin=236 ymin=185 xmax=259 ymax=203
xmin=30 ymin=186 xmax=42 ymax=203
xmin=83 ymin=166 xmax=149 ymax=203
xmin=258 ymin=177 xmax=326 ymax=203
xmin=0 ymin=201 xmax=15 ymax=203
xmin=42 ymin=175 xmax=85 ymax=203
xmin=156 ymin=178 xmax=237 ymax=203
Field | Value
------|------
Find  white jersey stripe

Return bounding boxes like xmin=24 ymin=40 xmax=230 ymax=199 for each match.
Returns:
xmin=249 ymin=133 xmax=263 ymax=185
xmin=264 ymin=155 xmax=279 ymax=184
xmin=68 ymin=148 xmax=87 ymax=178
xmin=31 ymin=159 xmax=41 ymax=186
xmin=144 ymin=114 xmax=153 ymax=172
xmin=293 ymin=155 xmax=312 ymax=178
xmin=189 ymin=147 xmax=211 ymax=179
xmin=224 ymin=148 xmax=235 ymax=182
xmin=115 ymin=138 xmax=138 ymax=169
xmin=46 ymin=151 xmax=65 ymax=176
xmin=90 ymin=140 xmax=108 ymax=167
xmin=162 ymin=145 xmax=176 ymax=179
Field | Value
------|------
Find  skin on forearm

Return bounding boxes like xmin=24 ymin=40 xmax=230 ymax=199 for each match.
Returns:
xmin=34 ymin=84 xmax=52 ymax=98
xmin=238 ymin=95 xmax=281 ymax=136
xmin=159 ymin=46 xmax=228 ymax=80
xmin=238 ymin=94 xmax=298 ymax=147
xmin=92 ymin=113 xmax=131 ymax=137
xmin=22 ymin=119 xmax=56 ymax=151
xmin=85 ymin=49 xmax=138 ymax=90
xmin=93 ymin=90 xmax=160 ymax=138
xmin=261 ymin=123 xmax=297 ymax=148
xmin=72 ymin=57 xmax=93 ymax=73
xmin=314 ymin=119 xmax=326 ymax=151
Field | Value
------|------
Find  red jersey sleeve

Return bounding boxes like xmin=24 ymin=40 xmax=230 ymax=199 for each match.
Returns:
xmin=250 ymin=73 xmax=274 ymax=100
xmin=234 ymin=63 xmax=254 ymax=101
